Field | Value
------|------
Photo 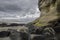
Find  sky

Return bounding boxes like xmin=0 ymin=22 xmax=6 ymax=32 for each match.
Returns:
xmin=0 ymin=0 xmax=40 ymax=24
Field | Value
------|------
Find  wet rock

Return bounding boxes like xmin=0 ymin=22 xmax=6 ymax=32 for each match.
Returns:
xmin=19 ymin=27 xmax=30 ymax=40
xmin=0 ymin=31 xmax=10 ymax=37
xmin=9 ymin=27 xmax=30 ymax=40
xmin=20 ymin=32 xmax=30 ymax=40
xmin=9 ymin=29 xmax=21 ymax=40
xmin=42 ymin=27 xmax=57 ymax=40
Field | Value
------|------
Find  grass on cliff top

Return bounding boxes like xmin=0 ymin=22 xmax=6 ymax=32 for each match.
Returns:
xmin=29 ymin=18 xmax=48 ymax=27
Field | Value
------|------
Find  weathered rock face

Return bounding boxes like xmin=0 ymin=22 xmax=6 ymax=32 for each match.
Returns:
xmin=33 ymin=0 xmax=60 ymax=27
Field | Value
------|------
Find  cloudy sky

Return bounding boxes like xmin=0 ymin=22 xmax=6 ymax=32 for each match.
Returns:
xmin=0 ymin=0 xmax=40 ymax=24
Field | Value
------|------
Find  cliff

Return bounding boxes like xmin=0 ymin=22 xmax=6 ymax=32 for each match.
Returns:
xmin=32 ymin=0 xmax=60 ymax=28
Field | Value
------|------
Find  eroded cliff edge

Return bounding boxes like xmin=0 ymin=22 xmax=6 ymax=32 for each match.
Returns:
xmin=32 ymin=0 xmax=60 ymax=29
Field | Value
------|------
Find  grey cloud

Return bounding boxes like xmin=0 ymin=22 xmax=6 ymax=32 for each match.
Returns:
xmin=0 ymin=0 xmax=38 ymax=13
xmin=0 ymin=0 xmax=39 ymax=23
xmin=0 ymin=0 xmax=38 ymax=11
xmin=0 ymin=17 xmax=36 ymax=24
xmin=0 ymin=5 xmax=22 ymax=12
